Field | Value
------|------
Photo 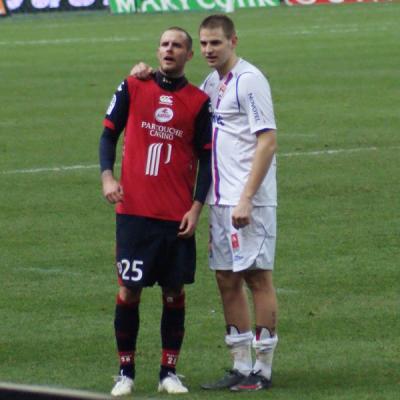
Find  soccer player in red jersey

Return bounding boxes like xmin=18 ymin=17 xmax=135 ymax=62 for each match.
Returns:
xmin=99 ymin=27 xmax=212 ymax=396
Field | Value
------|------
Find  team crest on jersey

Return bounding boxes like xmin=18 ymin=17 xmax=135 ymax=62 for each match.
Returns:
xmin=159 ymin=95 xmax=173 ymax=106
xmin=218 ymin=83 xmax=227 ymax=102
xmin=155 ymin=107 xmax=174 ymax=123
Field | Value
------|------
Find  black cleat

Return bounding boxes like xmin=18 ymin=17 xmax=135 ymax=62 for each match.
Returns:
xmin=230 ymin=370 xmax=272 ymax=391
xmin=201 ymin=369 xmax=246 ymax=390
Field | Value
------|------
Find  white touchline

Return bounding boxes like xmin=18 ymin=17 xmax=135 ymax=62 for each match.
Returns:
xmin=1 ymin=146 xmax=398 ymax=175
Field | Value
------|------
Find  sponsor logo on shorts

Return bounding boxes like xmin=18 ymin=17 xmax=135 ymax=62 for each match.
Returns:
xmin=155 ymin=107 xmax=173 ymax=123
xmin=231 ymin=233 xmax=240 ymax=250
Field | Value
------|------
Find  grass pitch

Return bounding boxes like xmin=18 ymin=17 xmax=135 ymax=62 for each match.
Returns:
xmin=0 ymin=3 xmax=399 ymax=399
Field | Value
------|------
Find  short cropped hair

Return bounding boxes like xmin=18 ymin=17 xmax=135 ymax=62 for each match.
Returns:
xmin=163 ymin=27 xmax=193 ymax=51
xmin=199 ymin=14 xmax=236 ymax=39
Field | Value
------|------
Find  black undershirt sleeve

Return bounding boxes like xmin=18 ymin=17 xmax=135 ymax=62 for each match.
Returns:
xmin=99 ymin=128 xmax=121 ymax=173
xmin=193 ymin=99 xmax=212 ymax=204
xmin=99 ymin=80 xmax=129 ymax=173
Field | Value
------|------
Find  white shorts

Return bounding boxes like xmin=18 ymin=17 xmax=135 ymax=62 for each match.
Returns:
xmin=208 ymin=205 xmax=277 ymax=272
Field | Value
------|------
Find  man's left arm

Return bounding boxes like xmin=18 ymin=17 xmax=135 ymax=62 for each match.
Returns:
xmin=232 ymin=73 xmax=277 ymax=229
xmin=232 ymin=130 xmax=276 ymax=229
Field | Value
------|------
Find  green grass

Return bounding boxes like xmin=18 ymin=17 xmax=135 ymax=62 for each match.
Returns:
xmin=1 ymin=3 xmax=399 ymax=399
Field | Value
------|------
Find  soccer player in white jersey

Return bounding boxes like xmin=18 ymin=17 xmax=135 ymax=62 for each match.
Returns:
xmin=129 ymin=14 xmax=278 ymax=392
xmin=198 ymin=15 xmax=279 ymax=392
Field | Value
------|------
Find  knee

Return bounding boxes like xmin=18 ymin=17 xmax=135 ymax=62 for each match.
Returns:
xmin=245 ymin=271 xmax=274 ymax=293
xmin=216 ymin=271 xmax=243 ymax=294
xmin=161 ymin=287 xmax=185 ymax=310
xmin=118 ymin=286 xmax=141 ymax=304
xmin=162 ymin=286 xmax=184 ymax=298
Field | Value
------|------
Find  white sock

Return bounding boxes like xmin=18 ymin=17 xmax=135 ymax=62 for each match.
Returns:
xmin=225 ymin=326 xmax=253 ymax=376
xmin=252 ymin=328 xmax=278 ymax=380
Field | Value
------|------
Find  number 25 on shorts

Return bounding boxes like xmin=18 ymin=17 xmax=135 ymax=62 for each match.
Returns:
xmin=117 ymin=259 xmax=143 ymax=282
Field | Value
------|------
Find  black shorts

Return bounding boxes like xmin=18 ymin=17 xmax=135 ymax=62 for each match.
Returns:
xmin=116 ymin=214 xmax=196 ymax=289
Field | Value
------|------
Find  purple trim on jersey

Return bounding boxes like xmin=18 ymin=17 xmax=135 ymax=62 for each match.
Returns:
xmin=216 ymin=72 xmax=233 ymax=108
xmin=235 ymin=72 xmax=252 ymax=112
xmin=212 ymin=127 xmax=220 ymax=204
xmin=212 ymin=73 xmax=234 ymax=204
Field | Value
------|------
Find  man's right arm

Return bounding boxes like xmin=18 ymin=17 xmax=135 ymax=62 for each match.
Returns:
xmin=99 ymin=80 xmax=130 ymax=204
xmin=99 ymin=130 xmax=124 ymax=204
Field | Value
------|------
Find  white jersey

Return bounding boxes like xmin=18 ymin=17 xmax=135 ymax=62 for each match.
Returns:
xmin=200 ymin=58 xmax=277 ymax=206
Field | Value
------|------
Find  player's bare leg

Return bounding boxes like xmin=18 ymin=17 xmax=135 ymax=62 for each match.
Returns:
xmin=158 ymin=286 xmax=188 ymax=394
xmin=216 ymin=271 xmax=252 ymax=332
xmin=246 ymin=270 xmax=277 ymax=333
xmin=202 ymin=271 xmax=252 ymax=390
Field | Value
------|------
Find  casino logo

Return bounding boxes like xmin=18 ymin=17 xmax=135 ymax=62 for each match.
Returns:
xmin=155 ymin=107 xmax=173 ymax=123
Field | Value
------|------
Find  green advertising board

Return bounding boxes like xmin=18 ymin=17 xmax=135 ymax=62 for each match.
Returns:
xmin=109 ymin=0 xmax=280 ymax=14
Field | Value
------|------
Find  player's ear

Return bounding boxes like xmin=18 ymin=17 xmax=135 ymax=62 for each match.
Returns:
xmin=231 ymin=34 xmax=238 ymax=49
xmin=186 ymin=50 xmax=194 ymax=62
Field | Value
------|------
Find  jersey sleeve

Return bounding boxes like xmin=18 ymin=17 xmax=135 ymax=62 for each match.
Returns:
xmin=193 ymin=98 xmax=212 ymax=204
xmin=99 ymin=80 xmax=130 ymax=172
xmin=103 ymin=79 xmax=130 ymax=134
xmin=238 ymin=73 xmax=277 ymax=134
xmin=199 ymin=72 xmax=214 ymax=95
xmin=193 ymin=98 xmax=212 ymax=154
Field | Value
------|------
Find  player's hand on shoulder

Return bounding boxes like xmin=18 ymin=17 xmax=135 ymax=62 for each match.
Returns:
xmin=130 ymin=62 xmax=154 ymax=80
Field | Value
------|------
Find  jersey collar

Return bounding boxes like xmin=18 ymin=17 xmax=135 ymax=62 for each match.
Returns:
xmin=154 ymin=70 xmax=188 ymax=91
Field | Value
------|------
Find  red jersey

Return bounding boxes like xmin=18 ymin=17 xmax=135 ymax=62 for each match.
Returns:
xmin=103 ymin=75 xmax=210 ymax=222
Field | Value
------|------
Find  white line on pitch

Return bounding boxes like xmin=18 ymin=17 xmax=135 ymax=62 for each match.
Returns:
xmin=1 ymin=146 xmax=398 ymax=175
xmin=2 ymin=164 xmax=100 ymax=174
xmin=0 ymin=37 xmax=140 ymax=46
xmin=279 ymin=146 xmax=380 ymax=158
xmin=20 ymin=267 xmax=81 ymax=276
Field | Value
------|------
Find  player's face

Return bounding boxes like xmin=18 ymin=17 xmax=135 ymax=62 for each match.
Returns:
xmin=199 ymin=27 xmax=238 ymax=76
xmin=157 ymin=30 xmax=193 ymax=78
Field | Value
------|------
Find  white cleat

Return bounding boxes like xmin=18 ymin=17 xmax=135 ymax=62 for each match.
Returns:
xmin=158 ymin=372 xmax=189 ymax=394
xmin=111 ymin=375 xmax=134 ymax=396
